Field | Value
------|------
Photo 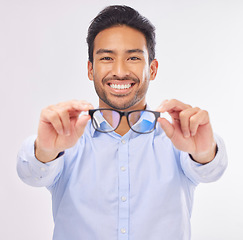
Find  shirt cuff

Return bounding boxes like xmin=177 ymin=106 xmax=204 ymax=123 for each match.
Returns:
xmin=17 ymin=135 xmax=64 ymax=187
xmin=180 ymin=133 xmax=228 ymax=185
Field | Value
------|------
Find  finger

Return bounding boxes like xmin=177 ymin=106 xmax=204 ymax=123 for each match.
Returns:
xmin=189 ymin=109 xmax=209 ymax=136
xmin=156 ymin=99 xmax=169 ymax=111
xmin=41 ymin=100 xmax=94 ymax=136
xmin=56 ymin=101 xmax=93 ymax=135
xmin=41 ymin=108 xmax=64 ymax=135
xmin=156 ymin=101 xmax=180 ymax=119
xmin=67 ymin=100 xmax=94 ymax=112
xmin=75 ymin=115 xmax=91 ymax=137
xmin=157 ymin=118 xmax=175 ymax=139
xmin=179 ymin=107 xmax=201 ymax=138
xmin=55 ymin=101 xmax=93 ymax=133
xmin=57 ymin=100 xmax=93 ymax=113
xmin=157 ymin=99 xmax=191 ymax=113
xmin=53 ymin=107 xmax=71 ymax=136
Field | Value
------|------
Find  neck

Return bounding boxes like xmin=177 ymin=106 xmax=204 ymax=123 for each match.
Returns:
xmin=98 ymin=99 xmax=147 ymax=136
xmin=115 ymin=116 xmax=130 ymax=136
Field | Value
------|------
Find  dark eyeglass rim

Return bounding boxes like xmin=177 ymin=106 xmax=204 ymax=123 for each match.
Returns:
xmin=89 ymin=108 xmax=160 ymax=134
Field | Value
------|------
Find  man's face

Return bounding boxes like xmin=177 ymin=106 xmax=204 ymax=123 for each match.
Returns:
xmin=88 ymin=25 xmax=158 ymax=110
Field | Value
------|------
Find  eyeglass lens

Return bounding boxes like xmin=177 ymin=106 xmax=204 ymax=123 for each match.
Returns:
xmin=92 ymin=110 xmax=120 ymax=132
xmin=128 ymin=111 xmax=157 ymax=133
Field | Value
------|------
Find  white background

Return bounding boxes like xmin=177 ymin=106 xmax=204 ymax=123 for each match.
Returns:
xmin=1 ymin=0 xmax=242 ymax=239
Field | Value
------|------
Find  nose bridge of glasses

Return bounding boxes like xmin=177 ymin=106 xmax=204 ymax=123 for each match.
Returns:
xmin=116 ymin=111 xmax=129 ymax=129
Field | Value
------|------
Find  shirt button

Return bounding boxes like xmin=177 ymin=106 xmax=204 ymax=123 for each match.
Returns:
xmin=121 ymin=139 xmax=126 ymax=144
xmin=121 ymin=228 xmax=126 ymax=234
xmin=120 ymin=166 xmax=126 ymax=171
xmin=40 ymin=167 xmax=46 ymax=172
xmin=121 ymin=196 xmax=127 ymax=202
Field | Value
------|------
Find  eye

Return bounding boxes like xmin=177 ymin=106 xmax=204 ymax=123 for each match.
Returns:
xmin=100 ymin=57 xmax=113 ymax=61
xmin=128 ymin=56 xmax=141 ymax=61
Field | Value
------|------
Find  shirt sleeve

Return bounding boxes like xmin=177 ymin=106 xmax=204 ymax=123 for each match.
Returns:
xmin=180 ymin=134 xmax=228 ymax=185
xmin=17 ymin=135 xmax=64 ymax=188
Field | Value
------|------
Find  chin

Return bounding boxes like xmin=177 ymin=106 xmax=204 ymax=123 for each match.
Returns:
xmin=104 ymin=100 xmax=132 ymax=110
xmin=107 ymin=99 xmax=141 ymax=110
xmin=99 ymin=92 xmax=143 ymax=110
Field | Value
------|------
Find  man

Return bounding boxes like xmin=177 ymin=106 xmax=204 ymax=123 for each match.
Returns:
xmin=17 ymin=5 xmax=227 ymax=240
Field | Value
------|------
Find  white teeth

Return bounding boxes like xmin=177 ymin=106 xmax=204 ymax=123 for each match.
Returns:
xmin=110 ymin=84 xmax=132 ymax=90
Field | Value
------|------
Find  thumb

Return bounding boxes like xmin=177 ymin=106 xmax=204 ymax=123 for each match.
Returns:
xmin=158 ymin=118 xmax=174 ymax=139
xmin=75 ymin=115 xmax=91 ymax=137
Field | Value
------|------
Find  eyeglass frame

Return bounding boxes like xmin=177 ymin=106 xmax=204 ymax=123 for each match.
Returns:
xmin=89 ymin=108 xmax=160 ymax=134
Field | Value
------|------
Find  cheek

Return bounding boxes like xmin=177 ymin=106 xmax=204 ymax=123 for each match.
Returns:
xmin=140 ymin=65 xmax=150 ymax=81
xmin=93 ymin=64 xmax=110 ymax=80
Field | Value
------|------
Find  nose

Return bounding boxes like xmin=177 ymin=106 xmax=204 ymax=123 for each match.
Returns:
xmin=111 ymin=59 xmax=129 ymax=78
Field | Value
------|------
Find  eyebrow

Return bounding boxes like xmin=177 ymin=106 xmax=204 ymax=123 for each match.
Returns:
xmin=95 ymin=48 xmax=144 ymax=55
xmin=126 ymin=49 xmax=144 ymax=54
xmin=96 ymin=49 xmax=114 ymax=55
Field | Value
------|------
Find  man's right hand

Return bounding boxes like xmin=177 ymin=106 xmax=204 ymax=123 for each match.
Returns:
xmin=35 ymin=100 xmax=93 ymax=163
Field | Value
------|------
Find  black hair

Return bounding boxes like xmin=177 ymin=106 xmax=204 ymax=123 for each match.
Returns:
xmin=86 ymin=5 xmax=156 ymax=64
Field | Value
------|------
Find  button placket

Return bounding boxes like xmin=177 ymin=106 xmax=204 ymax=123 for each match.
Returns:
xmin=118 ymin=138 xmax=130 ymax=239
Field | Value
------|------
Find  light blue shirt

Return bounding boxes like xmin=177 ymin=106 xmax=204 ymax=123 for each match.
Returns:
xmin=17 ymin=119 xmax=227 ymax=240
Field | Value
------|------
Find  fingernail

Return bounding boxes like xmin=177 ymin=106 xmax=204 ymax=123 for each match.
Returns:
xmin=184 ymin=132 xmax=190 ymax=138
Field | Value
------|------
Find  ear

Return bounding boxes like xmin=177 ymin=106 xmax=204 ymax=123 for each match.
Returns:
xmin=149 ymin=59 xmax=158 ymax=81
xmin=87 ymin=61 xmax=94 ymax=81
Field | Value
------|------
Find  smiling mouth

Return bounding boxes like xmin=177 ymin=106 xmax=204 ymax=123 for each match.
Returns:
xmin=109 ymin=83 xmax=134 ymax=90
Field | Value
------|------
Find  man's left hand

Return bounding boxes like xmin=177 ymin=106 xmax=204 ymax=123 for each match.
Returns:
xmin=157 ymin=99 xmax=217 ymax=164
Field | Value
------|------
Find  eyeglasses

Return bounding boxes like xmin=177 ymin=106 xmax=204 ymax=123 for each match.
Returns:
xmin=89 ymin=108 xmax=160 ymax=134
